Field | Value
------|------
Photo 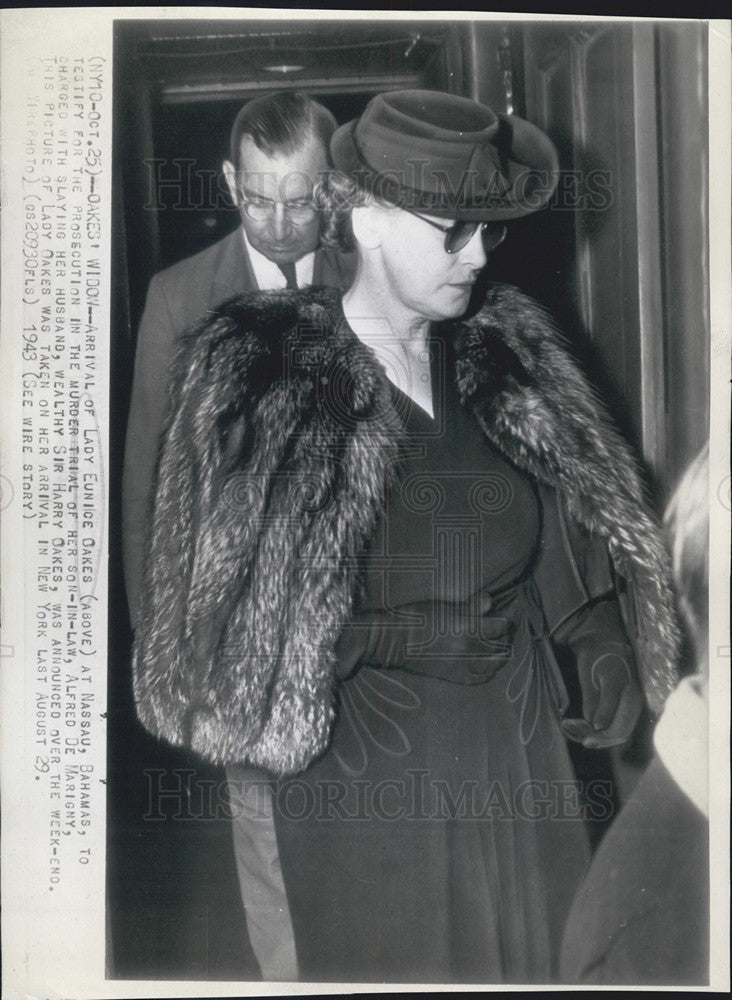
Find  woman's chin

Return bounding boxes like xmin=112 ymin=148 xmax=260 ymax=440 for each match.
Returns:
xmin=430 ymin=285 xmax=474 ymax=320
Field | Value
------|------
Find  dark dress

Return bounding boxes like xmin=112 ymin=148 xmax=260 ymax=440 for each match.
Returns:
xmin=273 ymin=341 xmax=591 ymax=983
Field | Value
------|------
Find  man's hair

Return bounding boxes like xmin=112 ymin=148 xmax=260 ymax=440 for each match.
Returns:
xmin=229 ymin=91 xmax=337 ymax=167
xmin=664 ymin=441 xmax=709 ymax=662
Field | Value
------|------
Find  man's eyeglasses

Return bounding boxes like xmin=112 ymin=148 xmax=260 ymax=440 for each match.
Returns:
xmin=401 ymin=206 xmax=507 ymax=254
xmin=237 ymin=186 xmax=316 ymax=224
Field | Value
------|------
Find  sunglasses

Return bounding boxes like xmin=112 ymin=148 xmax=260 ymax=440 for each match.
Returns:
xmin=401 ymin=206 xmax=507 ymax=254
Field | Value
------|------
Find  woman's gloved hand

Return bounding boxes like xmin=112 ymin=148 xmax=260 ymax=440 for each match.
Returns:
xmin=334 ymin=593 xmax=515 ymax=683
xmin=555 ymin=598 xmax=643 ymax=749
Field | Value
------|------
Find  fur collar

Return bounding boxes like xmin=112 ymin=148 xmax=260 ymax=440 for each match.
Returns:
xmin=133 ymin=284 xmax=679 ymax=775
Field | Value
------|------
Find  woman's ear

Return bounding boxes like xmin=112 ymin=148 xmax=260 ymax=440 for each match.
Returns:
xmin=222 ymin=160 xmax=239 ymax=207
xmin=351 ymin=203 xmax=384 ymax=251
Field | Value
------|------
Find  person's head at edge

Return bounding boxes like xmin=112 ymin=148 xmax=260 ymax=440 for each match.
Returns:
xmin=663 ymin=442 xmax=710 ymax=675
xmin=318 ymin=89 xmax=560 ymax=328
xmin=223 ymin=91 xmax=336 ymax=266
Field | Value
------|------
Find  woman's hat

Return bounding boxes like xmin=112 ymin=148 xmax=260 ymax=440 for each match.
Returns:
xmin=330 ymin=89 xmax=559 ymax=221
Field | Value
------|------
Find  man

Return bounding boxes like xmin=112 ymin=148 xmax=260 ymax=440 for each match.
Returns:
xmin=122 ymin=90 xmax=354 ymax=626
xmin=560 ymin=444 xmax=710 ymax=986
xmin=120 ymin=92 xmax=353 ymax=981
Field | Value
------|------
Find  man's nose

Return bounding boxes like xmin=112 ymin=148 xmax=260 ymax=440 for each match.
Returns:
xmin=268 ymin=203 xmax=291 ymax=240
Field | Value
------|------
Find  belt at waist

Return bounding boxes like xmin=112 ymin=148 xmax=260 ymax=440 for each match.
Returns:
xmin=338 ymin=579 xmax=571 ymax=698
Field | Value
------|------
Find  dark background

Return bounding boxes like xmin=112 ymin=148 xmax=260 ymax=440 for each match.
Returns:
xmin=108 ymin=18 xmax=710 ymax=981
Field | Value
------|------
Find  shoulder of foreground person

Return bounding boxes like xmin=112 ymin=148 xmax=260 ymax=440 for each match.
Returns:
xmin=559 ymin=753 xmax=709 ymax=987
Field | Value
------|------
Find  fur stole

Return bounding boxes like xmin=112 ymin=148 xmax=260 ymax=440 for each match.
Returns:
xmin=133 ymin=284 xmax=680 ymax=775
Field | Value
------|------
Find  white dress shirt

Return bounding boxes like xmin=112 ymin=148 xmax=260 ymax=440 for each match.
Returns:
xmin=242 ymin=228 xmax=315 ymax=290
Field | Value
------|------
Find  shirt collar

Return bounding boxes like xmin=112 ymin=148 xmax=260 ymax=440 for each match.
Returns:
xmin=241 ymin=227 xmax=315 ymax=290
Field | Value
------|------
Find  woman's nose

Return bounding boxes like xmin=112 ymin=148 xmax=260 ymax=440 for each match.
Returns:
xmin=460 ymin=226 xmax=487 ymax=269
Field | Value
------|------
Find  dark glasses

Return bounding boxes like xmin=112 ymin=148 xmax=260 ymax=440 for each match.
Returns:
xmin=401 ymin=206 xmax=507 ymax=254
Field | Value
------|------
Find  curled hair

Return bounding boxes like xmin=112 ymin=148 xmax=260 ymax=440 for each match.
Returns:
xmin=315 ymin=170 xmax=372 ymax=253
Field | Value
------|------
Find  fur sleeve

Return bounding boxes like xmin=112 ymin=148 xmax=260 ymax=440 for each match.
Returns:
xmin=132 ymin=287 xmax=403 ymax=774
xmin=457 ymin=283 xmax=681 ymax=713
xmin=131 ymin=300 xmax=280 ymax=751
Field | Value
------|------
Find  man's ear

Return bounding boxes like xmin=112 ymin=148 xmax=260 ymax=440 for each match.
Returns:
xmin=351 ymin=203 xmax=383 ymax=251
xmin=222 ymin=160 xmax=239 ymax=207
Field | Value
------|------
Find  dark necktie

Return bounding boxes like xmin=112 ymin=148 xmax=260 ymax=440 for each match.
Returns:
xmin=277 ymin=262 xmax=298 ymax=290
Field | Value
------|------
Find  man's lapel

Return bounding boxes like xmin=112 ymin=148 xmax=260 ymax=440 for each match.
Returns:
xmin=209 ymin=228 xmax=258 ymax=307
xmin=209 ymin=231 xmax=355 ymax=302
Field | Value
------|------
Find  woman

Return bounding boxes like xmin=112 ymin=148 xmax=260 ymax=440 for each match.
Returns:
xmin=133 ymin=91 xmax=680 ymax=983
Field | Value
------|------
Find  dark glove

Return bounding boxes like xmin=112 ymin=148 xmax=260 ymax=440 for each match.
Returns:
xmin=334 ymin=592 xmax=514 ymax=683
xmin=554 ymin=598 xmax=643 ymax=749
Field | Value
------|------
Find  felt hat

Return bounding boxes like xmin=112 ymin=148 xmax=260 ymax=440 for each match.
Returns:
xmin=330 ymin=89 xmax=559 ymax=221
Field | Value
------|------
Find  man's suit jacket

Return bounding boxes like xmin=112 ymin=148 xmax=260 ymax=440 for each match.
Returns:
xmin=122 ymin=229 xmax=355 ymax=625
xmin=559 ymin=755 xmax=709 ymax=986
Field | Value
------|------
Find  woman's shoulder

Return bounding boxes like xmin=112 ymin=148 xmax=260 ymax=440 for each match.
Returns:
xmin=450 ymin=283 xmax=567 ymax=397
xmin=465 ymin=282 xmax=563 ymax=350
xmin=170 ymin=285 xmax=391 ymax=417
xmin=204 ymin=285 xmax=345 ymax=348
xmin=170 ymin=286 xmax=346 ymax=382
